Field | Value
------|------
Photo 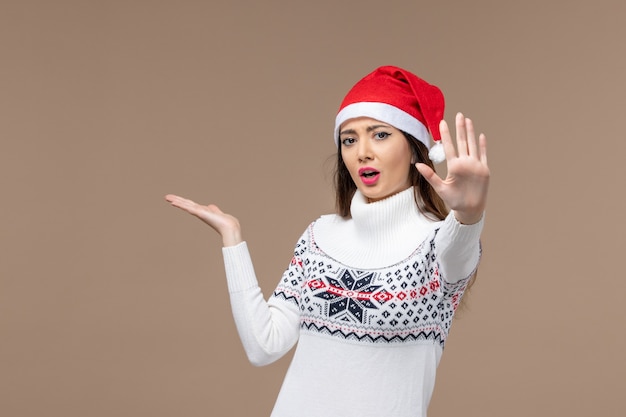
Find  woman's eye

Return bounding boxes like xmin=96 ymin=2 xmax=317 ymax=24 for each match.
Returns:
xmin=341 ymin=137 xmax=356 ymax=146
xmin=374 ymin=132 xmax=390 ymax=140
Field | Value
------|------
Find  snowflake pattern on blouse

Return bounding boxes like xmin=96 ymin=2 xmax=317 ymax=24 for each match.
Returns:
xmin=272 ymin=222 xmax=472 ymax=348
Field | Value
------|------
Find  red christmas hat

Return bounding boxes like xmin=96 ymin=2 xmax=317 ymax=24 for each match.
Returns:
xmin=334 ymin=66 xmax=446 ymax=163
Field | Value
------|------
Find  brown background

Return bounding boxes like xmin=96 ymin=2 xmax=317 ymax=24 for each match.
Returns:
xmin=1 ymin=0 xmax=625 ymax=416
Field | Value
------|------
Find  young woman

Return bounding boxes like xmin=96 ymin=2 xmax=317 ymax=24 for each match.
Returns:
xmin=165 ymin=66 xmax=489 ymax=417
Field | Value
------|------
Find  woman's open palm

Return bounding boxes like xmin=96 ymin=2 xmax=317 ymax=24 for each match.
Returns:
xmin=416 ymin=112 xmax=490 ymax=225
xmin=165 ymin=195 xmax=243 ymax=246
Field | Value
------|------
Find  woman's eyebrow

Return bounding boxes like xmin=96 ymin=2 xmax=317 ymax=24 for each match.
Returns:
xmin=340 ymin=124 xmax=390 ymax=136
xmin=339 ymin=128 xmax=357 ymax=136
xmin=366 ymin=124 xmax=390 ymax=132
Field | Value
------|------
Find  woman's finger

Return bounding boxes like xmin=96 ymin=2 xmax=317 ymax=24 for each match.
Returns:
xmin=206 ymin=204 xmax=224 ymax=215
xmin=165 ymin=194 xmax=187 ymax=209
xmin=455 ymin=112 xmax=468 ymax=157
xmin=439 ymin=119 xmax=457 ymax=159
xmin=465 ymin=117 xmax=478 ymax=158
xmin=165 ymin=194 xmax=204 ymax=217
xmin=479 ymin=133 xmax=488 ymax=165
xmin=415 ymin=162 xmax=444 ymax=194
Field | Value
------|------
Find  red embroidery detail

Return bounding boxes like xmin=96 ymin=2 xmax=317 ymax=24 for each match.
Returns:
xmin=308 ymin=279 xmax=325 ymax=289
xmin=307 ymin=278 xmax=440 ymax=301
xmin=290 ymin=256 xmax=303 ymax=268
xmin=307 ymin=280 xmax=386 ymax=301
xmin=373 ymin=292 xmax=393 ymax=302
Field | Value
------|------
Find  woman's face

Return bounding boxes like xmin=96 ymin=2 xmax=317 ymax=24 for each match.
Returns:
xmin=339 ymin=117 xmax=413 ymax=203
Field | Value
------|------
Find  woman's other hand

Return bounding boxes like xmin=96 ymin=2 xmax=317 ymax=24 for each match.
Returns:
xmin=165 ymin=194 xmax=243 ymax=247
xmin=416 ymin=112 xmax=490 ymax=225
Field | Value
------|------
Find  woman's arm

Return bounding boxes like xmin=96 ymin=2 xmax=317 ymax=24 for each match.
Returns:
xmin=165 ymin=195 xmax=301 ymax=365
xmin=415 ymin=112 xmax=489 ymax=282
xmin=435 ymin=211 xmax=483 ymax=283
xmin=222 ymin=242 xmax=301 ymax=366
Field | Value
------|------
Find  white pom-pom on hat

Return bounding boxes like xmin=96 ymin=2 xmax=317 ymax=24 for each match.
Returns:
xmin=428 ymin=142 xmax=446 ymax=164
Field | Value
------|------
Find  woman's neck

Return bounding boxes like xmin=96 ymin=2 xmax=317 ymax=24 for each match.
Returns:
xmin=313 ymin=187 xmax=438 ymax=268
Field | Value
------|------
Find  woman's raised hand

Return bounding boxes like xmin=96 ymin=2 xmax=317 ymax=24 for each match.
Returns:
xmin=165 ymin=194 xmax=243 ymax=247
xmin=415 ymin=112 xmax=490 ymax=225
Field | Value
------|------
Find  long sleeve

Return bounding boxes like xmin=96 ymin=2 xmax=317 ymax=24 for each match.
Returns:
xmin=434 ymin=211 xmax=484 ymax=283
xmin=222 ymin=242 xmax=301 ymax=367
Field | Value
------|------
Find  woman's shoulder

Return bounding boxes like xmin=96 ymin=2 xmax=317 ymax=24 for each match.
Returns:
xmin=289 ymin=213 xmax=343 ymax=237
xmin=294 ymin=213 xmax=350 ymax=249
xmin=310 ymin=213 xmax=351 ymax=234
xmin=312 ymin=213 xmax=347 ymax=226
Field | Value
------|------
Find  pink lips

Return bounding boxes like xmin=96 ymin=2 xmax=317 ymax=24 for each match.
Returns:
xmin=358 ymin=167 xmax=380 ymax=186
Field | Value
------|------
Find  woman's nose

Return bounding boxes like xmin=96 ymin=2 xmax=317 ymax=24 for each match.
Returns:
xmin=357 ymin=141 xmax=373 ymax=162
